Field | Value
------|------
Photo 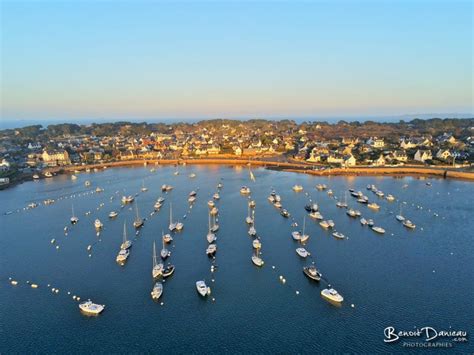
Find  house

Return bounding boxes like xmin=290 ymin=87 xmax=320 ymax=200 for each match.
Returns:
xmin=343 ymin=155 xmax=356 ymax=167
xmin=307 ymin=148 xmax=322 ymax=163
xmin=367 ymin=137 xmax=385 ymax=148
xmin=374 ymin=154 xmax=386 ymax=166
xmin=400 ymin=139 xmax=417 ymax=149
xmin=42 ymin=150 xmax=71 ymax=166
xmin=206 ymin=146 xmax=221 ymax=155
xmin=233 ymin=146 xmax=242 ymax=156
xmin=436 ymin=149 xmax=452 ymax=160
xmin=393 ymin=150 xmax=408 ymax=162
xmin=0 ymin=158 xmax=10 ymax=171
xmin=327 ymin=154 xmax=344 ymax=165
xmin=414 ymin=149 xmax=432 ymax=162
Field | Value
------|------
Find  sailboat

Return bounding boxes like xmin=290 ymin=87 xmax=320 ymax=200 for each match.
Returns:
xmin=248 ymin=210 xmax=256 ymax=236
xmin=207 ymin=213 xmax=216 ymax=243
xmin=168 ymin=203 xmax=177 ymax=231
xmin=120 ymin=221 xmax=132 ymax=250
xmin=133 ymin=200 xmax=144 ymax=228
xmin=251 ymin=245 xmax=264 ymax=267
xmin=249 ymin=166 xmax=256 ymax=182
xmin=245 ymin=204 xmax=254 ymax=224
xmin=141 ymin=180 xmax=148 ymax=192
xmin=396 ymin=204 xmax=405 ymax=222
xmin=210 ymin=213 xmax=219 ymax=233
xmin=160 ymin=231 xmax=170 ymax=259
xmin=152 ymin=241 xmax=164 ymax=279
xmin=70 ymin=204 xmax=79 ymax=224
xmin=300 ymin=216 xmax=309 ymax=242
xmin=151 ymin=282 xmax=163 ymax=300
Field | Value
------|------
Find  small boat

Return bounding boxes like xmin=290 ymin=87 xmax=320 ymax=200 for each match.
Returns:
xmin=252 ymin=238 xmax=261 ymax=249
xmin=396 ymin=204 xmax=405 ymax=221
xmin=304 ymin=204 xmax=312 ymax=212
xmin=168 ymin=203 xmax=177 ymax=231
xmin=403 ymin=220 xmax=416 ymax=229
xmin=157 ymin=197 xmax=165 ymax=204
xmin=153 ymin=201 xmax=162 ymax=210
xmin=206 ymin=243 xmax=217 ymax=256
xmin=32 ymin=174 xmax=40 ymax=179
xmin=245 ymin=205 xmax=254 ymax=224
xmin=249 ymin=200 xmax=256 ymax=208
xmin=196 ymin=280 xmax=210 ymax=297
xmin=151 ymin=282 xmax=163 ymax=300
xmin=360 ymin=218 xmax=368 ymax=226
xmin=292 ymin=231 xmax=301 ymax=241
xmin=274 ymin=201 xmax=282 ymax=209
xmin=309 ymin=211 xmax=323 ymax=220
xmin=116 ymin=248 xmax=130 ymax=264
xmin=44 ymin=171 xmax=53 ymax=178
xmin=327 ymin=189 xmax=333 ymax=195
xmin=207 ymin=200 xmax=215 ymax=208
xmin=109 ymin=211 xmax=118 ymax=219
xmin=71 ymin=175 xmax=78 ymax=180
xmin=319 ymin=220 xmax=330 ymax=229
xmin=28 ymin=202 xmax=38 ymax=209
xmin=332 ymin=232 xmax=345 ymax=239
xmin=213 ymin=193 xmax=220 ymax=200
xmin=175 ymin=222 xmax=184 ymax=231
xmin=346 ymin=209 xmax=357 ymax=218
xmin=70 ymin=204 xmax=79 ymax=224
xmin=79 ymin=300 xmax=105 ymax=315
xmin=141 ymin=181 xmax=148 ymax=192
xmin=367 ymin=219 xmax=374 ymax=227
xmin=248 ymin=225 xmax=257 ymax=237
xmin=296 ymin=247 xmax=310 ymax=258
xmin=95 ymin=187 xmax=103 ymax=193
xmin=357 ymin=197 xmax=368 ymax=204
xmin=163 ymin=233 xmax=173 ymax=243
xmin=162 ymin=264 xmax=175 ymax=278
xmin=372 ymin=226 xmax=385 ymax=234
xmin=303 ymin=266 xmax=321 ymax=281
xmin=188 ymin=196 xmax=196 ymax=203
xmin=321 ymin=288 xmax=343 ymax=303
xmin=207 ymin=213 xmax=217 ymax=243
xmin=94 ymin=219 xmax=103 ymax=230
xmin=292 ymin=185 xmax=303 ymax=192
xmin=368 ymin=202 xmax=380 ymax=210
xmin=217 ymin=182 xmax=223 ymax=189
xmin=376 ymin=190 xmax=384 ymax=197
xmin=299 ymin=216 xmax=309 ymax=242
xmin=252 ymin=246 xmax=264 ymax=267
xmin=120 ymin=222 xmax=132 ymax=250
xmin=316 ymin=183 xmax=327 ymax=190
xmin=189 ymin=173 xmax=196 ymax=178
xmin=240 ymin=186 xmax=251 ymax=195
xmin=210 ymin=207 xmax=218 ymax=216
xmin=327 ymin=220 xmax=335 ymax=228
xmin=152 ymin=242 xmax=164 ymax=278
xmin=280 ymin=209 xmax=290 ymax=218
xmin=386 ymin=194 xmax=395 ymax=201
xmin=121 ymin=195 xmax=134 ymax=204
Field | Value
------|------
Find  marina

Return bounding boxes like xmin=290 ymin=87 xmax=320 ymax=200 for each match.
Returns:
xmin=1 ymin=164 xmax=473 ymax=353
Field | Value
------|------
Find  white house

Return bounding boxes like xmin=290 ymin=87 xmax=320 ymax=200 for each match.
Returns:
xmin=436 ymin=149 xmax=452 ymax=160
xmin=343 ymin=155 xmax=357 ymax=167
xmin=414 ymin=149 xmax=432 ymax=162
xmin=374 ymin=154 xmax=386 ymax=166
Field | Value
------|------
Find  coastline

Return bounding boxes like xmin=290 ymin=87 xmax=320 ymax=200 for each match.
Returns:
xmin=2 ymin=158 xmax=473 ymax=191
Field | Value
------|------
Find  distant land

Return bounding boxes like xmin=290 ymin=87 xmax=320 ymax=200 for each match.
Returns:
xmin=1 ymin=113 xmax=473 ymax=130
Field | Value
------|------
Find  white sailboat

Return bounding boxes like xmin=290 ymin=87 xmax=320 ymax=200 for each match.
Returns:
xmin=300 ymin=216 xmax=309 ymax=242
xmin=120 ymin=221 xmax=132 ymax=250
xmin=133 ymin=200 xmax=144 ymax=228
xmin=168 ymin=203 xmax=177 ymax=231
xmin=141 ymin=180 xmax=148 ymax=192
xmin=396 ymin=204 xmax=405 ymax=222
xmin=248 ymin=210 xmax=257 ymax=236
xmin=210 ymin=213 xmax=219 ymax=233
xmin=245 ymin=204 xmax=254 ymax=224
xmin=252 ymin=246 xmax=264 ymax=267
xmin=207 ymin=213 xmax=216 ymax=243
xmin=70 ymin=204 xmax=79 ymax=224
xmin=160 ymin=231 xmax=170 ymax=259
xmin=152 ymin=241 xmax=164 ymax=279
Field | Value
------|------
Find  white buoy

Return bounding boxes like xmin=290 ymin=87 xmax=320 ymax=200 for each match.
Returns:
xmin=282 ymin=278 xmax=286 ymax=284
xmin=296 ymin=291 xmax=299 ymax=295
xmin=56 ymin=245 xmax=59 ymax=249
xmin=272 ymin=266 xmax=275 ymax=269
xmin=279 ymin=275 xmax=283 ymax=280
xmin=351 ymin=304 xmax=355 ymax=308
xmin=77 ymin=297 xmax=81 ymax=301
xmin=160 ymin=302 xmax=164 ymax=306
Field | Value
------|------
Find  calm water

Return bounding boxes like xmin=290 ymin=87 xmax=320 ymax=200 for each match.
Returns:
xmin=1 ymin=165 xmax=473 ymax=353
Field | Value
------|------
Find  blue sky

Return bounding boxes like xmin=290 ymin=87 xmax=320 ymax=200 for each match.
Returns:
xmin=0 ymin=0 xmax=472 ymax=121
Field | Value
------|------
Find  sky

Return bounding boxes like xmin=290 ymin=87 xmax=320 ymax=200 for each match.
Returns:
xmin=0 ymin=0 xmax=472 ymax=122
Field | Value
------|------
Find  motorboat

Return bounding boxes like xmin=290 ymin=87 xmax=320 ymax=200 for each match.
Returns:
xmin=151 ymin=282 xmax=163 ymax=300
xmin=327 ymin=220 xmax=335 ymax=228
xmin=386 ymin=194 xmax=395 ymax=201
xmin=116 ymin=248 xmax=130 ymax=264
xmin=368 ymin=202 xmax=380 ymax=210
xmin=45 ymin=171 xmax=53 ymax=178
xmin=109 ymin=211 xmax=118 ymax=219
xmin=292 ymin=185 xmax=303 ymax=192
xmin=309 ymin=211 xmax=323 ymax=220
xmin=162 ymin=264 xmax=175 ymax=278
xmin=188 ymin=196 xmax=196 ymax=203
xmin=79 ymin=300 xmax=105 ymax=315
xmin=160 ymin=233 xmax=170 ymax=259
xmin=95 ymin=187 xmax=103 ymax=193
xmin=210 ymin=207 xmax=218 ymax=216
xmin=296 ymin=247 xmax=310 ymax=258
xmin=360 ymin=218 xmax=368 ymax=226
xmin=189 ymin=173 xmax=196 ymax=178
xmin=157 ymin=197 xmax=165 ymax=204
xmin=319 ymin=220 xmax=330 ymax=229
xmin=321 ymin=288 xmax=344 ymax=303
xmin=252 ymin=238 xmax=261 ymax=249
xmin=332 ymin=232 xmax=345 ymax=239
xmin=120 ymin=222 xmax=132 ymax=250
xmin=357 ymin=197 xmax=369 ymax=204
xmin=248 ymin=225 xmax=257 ymax=237
xmin=213 ymin=193 xmax=220 ymax=200
xmin=249 ymin=200 xmax=256 ymax=208
xmin=206 ymin=243 xmax=217 ymax=256
xmin=280 ymin=209 xmax=290 ymax=218
xmin=327 ymin=189 xmax=333 ymax=195
xmin=154 ymin=201 xmax=162 ymax=210
xmin=240 ymin=186 xmax=251 ymax=195
xmin=121 ymin=195 xmax=134 ymax=204
xmin=94 ymin=219 xmax=103 ymax=230
xmin=372 ymin=226 xmax=385 ymax=234
xmin=252 ymin=247 xmax=264 ymax=267
xmin=291 ymin=231 xmax=301 ymax=241
xmin=217 ymin=182 xmax=223 ymax=189
xmin=32 ymin=174 xmax=40 ymax=179
xmin=196 ymin=280 xmax=210 ymax=297
xmin=163 ymin=233 xmax=173 ymax=243
xmin=141 ymin=181 xmax=148 ymax=192
xmin=71 ymin=174 xmax=78 ymax=180
xmin=376 ymin=191 xmax=384 ymax=197
xmin=316 ymin=184 xmax=327 ymax=190
xmin=175 ymin=222 xmax=184 ymax=231
xmin=346 ymin=209 xmax=357 ymax=218
xmin=274 ymin=201 xmax=282 ymax=209
xmin=403 ymin=220 xmax=416 ymax=229
xmin=208 ymin=200 xmax=215 ymax=208
xmin=303 ymin=266 xmax=322 ymax=281
xmin=367 ymin=219 xmax=374 ymax=227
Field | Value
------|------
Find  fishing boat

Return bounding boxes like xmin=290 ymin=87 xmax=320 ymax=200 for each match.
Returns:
xmin=332 ymin=232 xmax=345 ymax=239
xmin=162 ymin=264 xmax=175 ymax=278
xmin=94 ymin=219 xmax=103 ymax=230
xmin=109 ymin=211 xmax=118 ymax=219
xmin=296 ymin=247 xmax=310 ymax=258
xmin=292 ymin=184 xmax=303 ymax=192
xmin=151 ymin=282 xmax=163 ymax=300
xmin=403 ymin=220 xmax=416 ymax=229
xmin=321 ymin=288 xmax=344 ymax=303
xmin=303 ymin=266 xmax=322 ymax=281
xmin=252 ymin=238 xmax=261 ymax=249
xmin=79 ymin=300 xmax=105 ymax=315
xmin=372 ymin=226 xmax=385 ymax=234
xmin=120 ymin=222 xmax=132 ymax=250
xmin=368 ymin=202 xmax=380 ymax=210
xmin=116 ymin=248 xmax=130 ymax=264
xmin=251 ymin=246 xmax=264 ymax=267
xmin=196 ymin=281 xmax=210 ymax=297
xmin=70 ymin=204 xmax=79 ymax=224
xmin=133 ymin=201 xmax=144 ymax=229
xmin=206 ymin=243 xmax=217 ymax=256
xmin=152 ymin=242 xmax=164 ymax=279
xmin=240 ymin=186 xmax=251 ymax=195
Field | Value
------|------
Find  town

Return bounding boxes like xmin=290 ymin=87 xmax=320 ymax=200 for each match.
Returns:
xmin=0 ymin=118 xmax=473 ymax=187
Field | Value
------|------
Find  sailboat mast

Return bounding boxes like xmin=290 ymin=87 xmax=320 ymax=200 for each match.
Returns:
xmin=123 ymin=221 xmax=127 ymax=243
xmin=153 ymin=241 xmax=157 ymax=267
xmin=169 ymin=203 xmax=173 ymax=224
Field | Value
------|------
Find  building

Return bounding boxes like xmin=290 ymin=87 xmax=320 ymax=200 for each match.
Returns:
xmin=393 ymin=150 xmax=408 ymax=162
xmin=42 ymin=150 xmax=71 ymax=166
xmin=414 ymin=149 xmax=432 ymax=162
xmin=374 ymin=154 xmax=386 ymax=166
xmin=343 ymin=155 xmax=356 ymax=167
xmin=436 ymin=149 xmax=452 ymax=160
